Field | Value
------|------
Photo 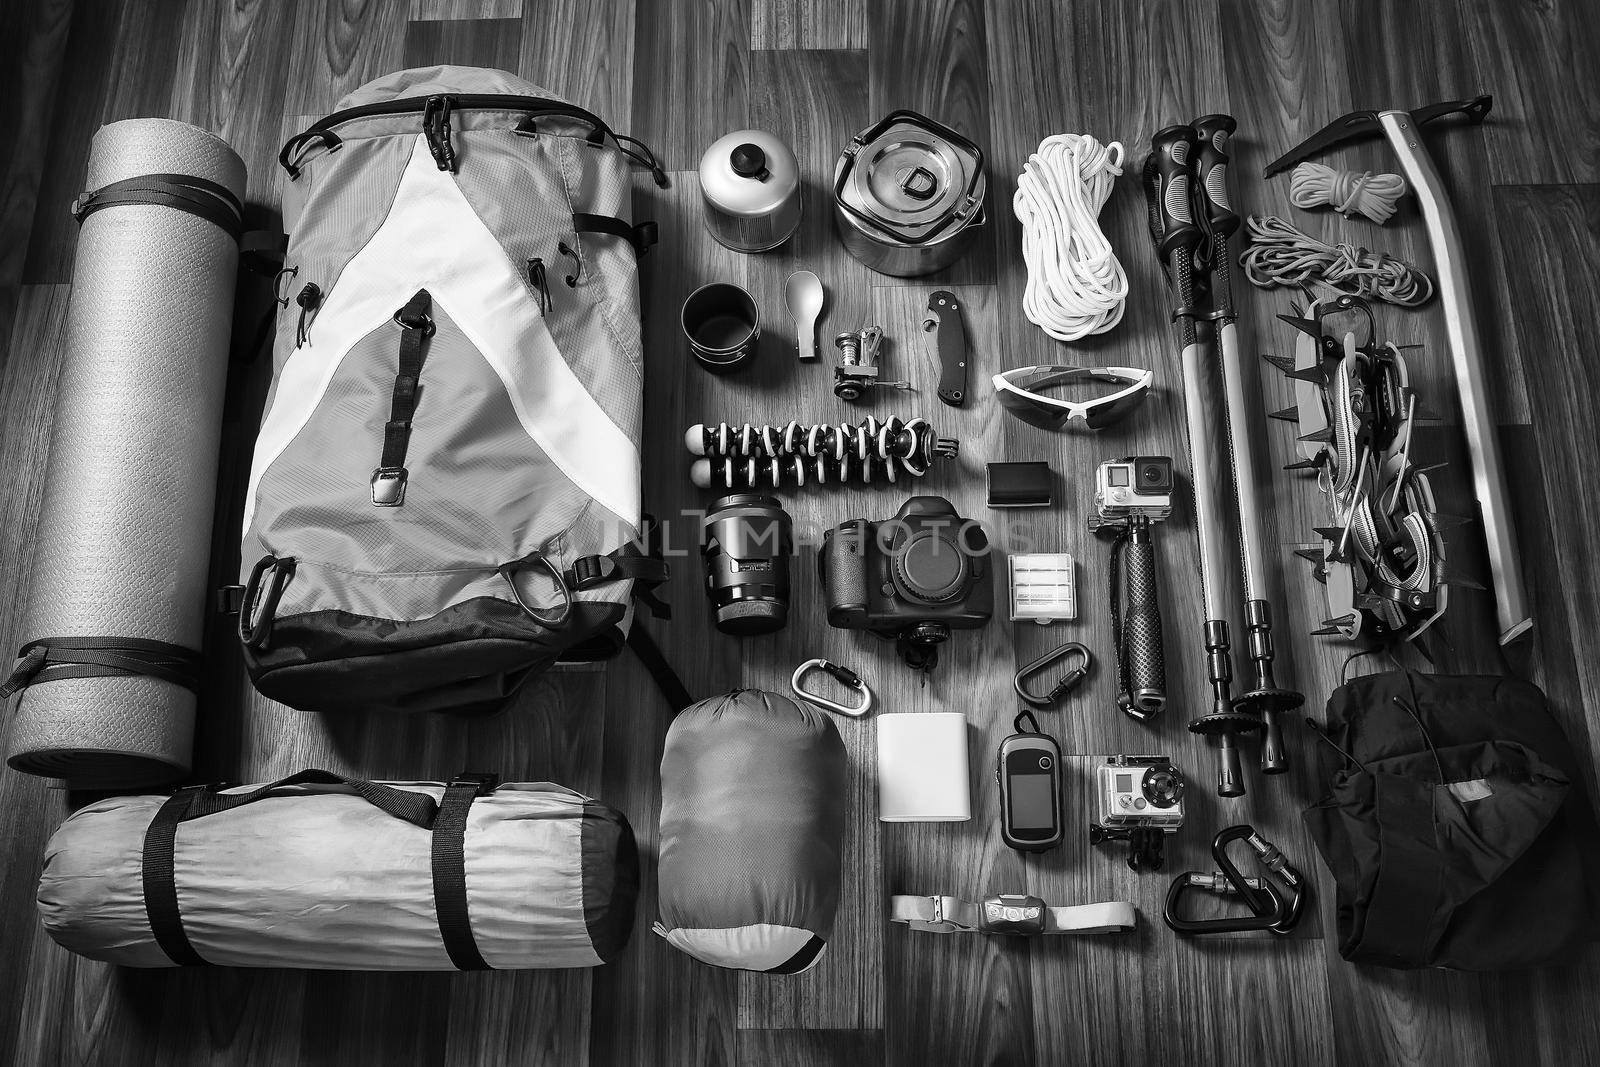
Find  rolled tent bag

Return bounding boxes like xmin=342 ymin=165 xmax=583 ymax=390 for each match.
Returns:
xmin=37 ymin=770 xmax=638 ymax=969
xmin=655 ymin=690 xmax=848 ymax=972
xmin=3 ymin=118 xmax=245 ymax=788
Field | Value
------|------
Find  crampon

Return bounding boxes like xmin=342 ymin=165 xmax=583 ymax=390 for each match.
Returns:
xmin=1266 ymin=293 xmax=1454 ymax=645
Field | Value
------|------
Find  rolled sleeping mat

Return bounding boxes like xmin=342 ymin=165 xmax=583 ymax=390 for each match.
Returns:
xmin=3 ymin=118 xmax=246 ymax=788
xmin=655 ymin=689 xmax=848 ymax=972
xmin=37 ymin=771 xmax=638 ymax=969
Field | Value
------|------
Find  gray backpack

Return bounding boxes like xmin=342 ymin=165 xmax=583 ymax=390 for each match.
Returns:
xmin=237 ymin=67 xmax=669 ymax=715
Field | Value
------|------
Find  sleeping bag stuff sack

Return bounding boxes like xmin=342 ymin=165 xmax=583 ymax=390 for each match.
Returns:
xmin=37 ymin=770 xmax=637 ymax=970
xmin=655 ymin=690 xmax=848 ymax=973
xmin=237 ymin=66 xmax=670 ymax=715
xmin=1304 ymin=671 xmax=1600 ymax=970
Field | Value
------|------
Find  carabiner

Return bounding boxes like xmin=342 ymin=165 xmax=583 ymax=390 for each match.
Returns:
xmin=1014 ymin=641 xmax=1093 ymax=708
xmin=1162 ymin=824 xmax=1307 ymax=936
xmin=791 ymin=658 xmax=874 ymax=717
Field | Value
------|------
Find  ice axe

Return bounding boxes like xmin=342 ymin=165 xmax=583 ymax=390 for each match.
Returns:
xmin=1263 ymin=95 xmax=1532 ymax=647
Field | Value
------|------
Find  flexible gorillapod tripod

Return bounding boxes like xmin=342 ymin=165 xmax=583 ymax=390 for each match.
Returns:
xmin=1143 ymin=116 xmax=1302 ymax=797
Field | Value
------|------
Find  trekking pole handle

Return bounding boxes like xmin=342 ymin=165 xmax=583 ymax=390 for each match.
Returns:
xmin=1146 ymin=125 xmax=1203 ymax=257
xmin=1192 ymin=114 xmax=1240 ymax=240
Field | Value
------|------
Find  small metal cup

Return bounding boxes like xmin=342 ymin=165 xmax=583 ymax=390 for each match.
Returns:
xmin=682 ymin=283 xmax=760 ymax=373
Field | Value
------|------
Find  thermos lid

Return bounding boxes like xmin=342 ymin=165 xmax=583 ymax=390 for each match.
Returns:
xmin=699 ymin=130 xmax=801 ymax=218
xmin=835 ymin=110 xmax=986 ymax=243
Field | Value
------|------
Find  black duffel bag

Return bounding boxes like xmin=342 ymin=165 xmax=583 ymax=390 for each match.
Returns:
xmin=1304 ymin=670 xmax=1599 ymax=970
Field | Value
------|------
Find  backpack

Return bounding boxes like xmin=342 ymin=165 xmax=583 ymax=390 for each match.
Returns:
xmin=1304 ymin=671 xmax=1600 ymax=969
xmin=236 ymin=66 xmax=669 ymax=715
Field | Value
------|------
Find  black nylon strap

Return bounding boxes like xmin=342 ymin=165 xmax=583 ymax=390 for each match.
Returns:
xmin=626 ymin=625 xmax=693 ymax=713
xmin=139 ymin=772 xmax=444 ymax=966
xmin=183 ymin=769 xmax=440 ymax=826
xmin=1 ymin=637 xmax=201 ymax=698
xmin=573 ymin=213 xmax=656 ymax=255
xmin=373 ymin=290 xmax=434 ymax=506
xmin=141 ymin=788 xmax=209 ymax=966
xmin=432 ymin=775 xmax=497 ymax=970
xmin=72 ymin=173 xmax=243 ymax=239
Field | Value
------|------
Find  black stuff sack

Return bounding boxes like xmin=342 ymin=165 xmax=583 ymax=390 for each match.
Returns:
xmin=1304 ymin=671 xmax=1600 ymax=970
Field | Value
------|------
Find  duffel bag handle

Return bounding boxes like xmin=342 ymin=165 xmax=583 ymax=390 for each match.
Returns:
xmin=170 ymin=768 xmax=444 ymax=829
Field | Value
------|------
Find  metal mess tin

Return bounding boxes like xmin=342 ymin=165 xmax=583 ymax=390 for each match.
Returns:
xmin=832 ymin=109 xmax=987 ymax=277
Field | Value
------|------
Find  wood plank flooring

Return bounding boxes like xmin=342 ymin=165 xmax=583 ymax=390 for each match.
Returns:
xmin=2 ymin=1 xmax=1598 ymax=1064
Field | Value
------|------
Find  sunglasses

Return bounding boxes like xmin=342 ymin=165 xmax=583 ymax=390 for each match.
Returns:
xmin=992 ymin=366 xmax=1153 ymax=430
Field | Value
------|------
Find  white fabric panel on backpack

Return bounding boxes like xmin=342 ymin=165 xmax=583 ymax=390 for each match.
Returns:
xmin=243 ymin=134 xmax=640 ymax=534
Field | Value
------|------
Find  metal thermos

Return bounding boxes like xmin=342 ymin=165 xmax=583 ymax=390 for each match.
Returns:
xmin=832 ymin=109 xmax=987 ymax=277
xmin=699 ymin=130 xmax=802 ymax=253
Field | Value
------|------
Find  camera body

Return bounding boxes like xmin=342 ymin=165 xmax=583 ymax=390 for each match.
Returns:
xmin=819 ymin=495 xmax=993 ymax=668
xmin=1093 ymin=755 xmax=1186 ymax=832
xmin=1090 ymin=456 xmax=1174 ymax=529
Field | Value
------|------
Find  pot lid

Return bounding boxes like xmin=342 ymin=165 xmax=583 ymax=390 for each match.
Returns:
xmin=699 ymin=130 xmax=800 ymax=218
xmin=837 ymin=111 xmax=985 ymax=239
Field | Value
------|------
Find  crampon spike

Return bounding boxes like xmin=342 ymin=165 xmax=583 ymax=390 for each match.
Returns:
xmin=1269 ymin=406 xmax=1299 ymax=422
xmin=1262 ymin=352 xmax=1297 ymax=373
xmin=1276 ymin=314 xmax=1322 ymax=338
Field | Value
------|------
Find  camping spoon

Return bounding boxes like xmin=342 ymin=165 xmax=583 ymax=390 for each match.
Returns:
xmin=785 ymin=270 xmax=825 ymax=361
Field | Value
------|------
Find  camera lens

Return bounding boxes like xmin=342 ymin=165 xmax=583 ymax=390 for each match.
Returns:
xmin=1142 ymin=765 xmax=1185 ymax=808
xmin=701 ymin=493 xmax=792 ymax=635
xmin=1136 ymin=457 xmax=1173 ymax=492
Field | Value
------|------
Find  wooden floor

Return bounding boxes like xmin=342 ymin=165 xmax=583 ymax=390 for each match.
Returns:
xmin=3 ymin=0 xmax=1599 ymax=1064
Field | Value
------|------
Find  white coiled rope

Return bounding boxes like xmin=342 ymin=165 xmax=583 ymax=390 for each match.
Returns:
xmin=1013 ymin=133 xmax=1128 ymax=341
xmin=1288 ymin=162 xmax=1408 ymax=225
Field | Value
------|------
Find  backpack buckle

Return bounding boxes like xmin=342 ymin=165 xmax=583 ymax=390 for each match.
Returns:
xmin=570 ymin=555 xmax=617 ymax=590
xmin=371 ymin=467 xmax=408 ymax=506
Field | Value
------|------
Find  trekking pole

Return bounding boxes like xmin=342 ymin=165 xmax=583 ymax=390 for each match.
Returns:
xmin=1191 ymin=115 xmax=1303 ymax=775
xmin=1143 ymin=125 xmax=1261 ymax=798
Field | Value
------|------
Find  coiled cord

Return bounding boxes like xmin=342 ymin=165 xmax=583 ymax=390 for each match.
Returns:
xmin=1239 ymin=215 xmax=1433 ymax=307
xmin=1013 ymin=133 xmax=1128 ymax=341
xmin=1288 ymin=162 xmax=1407 ymax=225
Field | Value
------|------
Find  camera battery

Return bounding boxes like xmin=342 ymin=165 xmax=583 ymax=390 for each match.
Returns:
xmin=1008 ymin=553 xmax=1076 ymax=624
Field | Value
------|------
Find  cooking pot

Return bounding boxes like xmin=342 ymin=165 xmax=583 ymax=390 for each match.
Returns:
xmin=832 ymin=110 xmax=987 ymax=277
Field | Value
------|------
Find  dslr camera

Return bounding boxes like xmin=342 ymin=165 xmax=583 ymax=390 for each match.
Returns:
xmin=1089 ymin=754 xmax=1186 ymax=871
xmin=1089 ymin=456 xmax=1174 ymax=529
xmin=819 ymin=495 xmax=994 ymax=672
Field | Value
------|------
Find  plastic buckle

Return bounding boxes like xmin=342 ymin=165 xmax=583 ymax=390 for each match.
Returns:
xmin=216 ymin=584 xmax=246 ymax=616
xmin=371 ymin=467 xmax=408 ymax=507
xmin=570 ymin=555 xmax=617 ymax=590
xmin=449 ymin=772 xmax=501 ymax=796
xmin=791 ymin=658 xmax=875 ymax=718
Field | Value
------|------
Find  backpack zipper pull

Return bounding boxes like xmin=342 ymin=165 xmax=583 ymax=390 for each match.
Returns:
xmin=528 ymin=258 xmax=552 ymax=313
xmin=295 ymin=282 xmax=321 ymax=347
xmin=423 ymin=95 xmax=457 ymax=173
